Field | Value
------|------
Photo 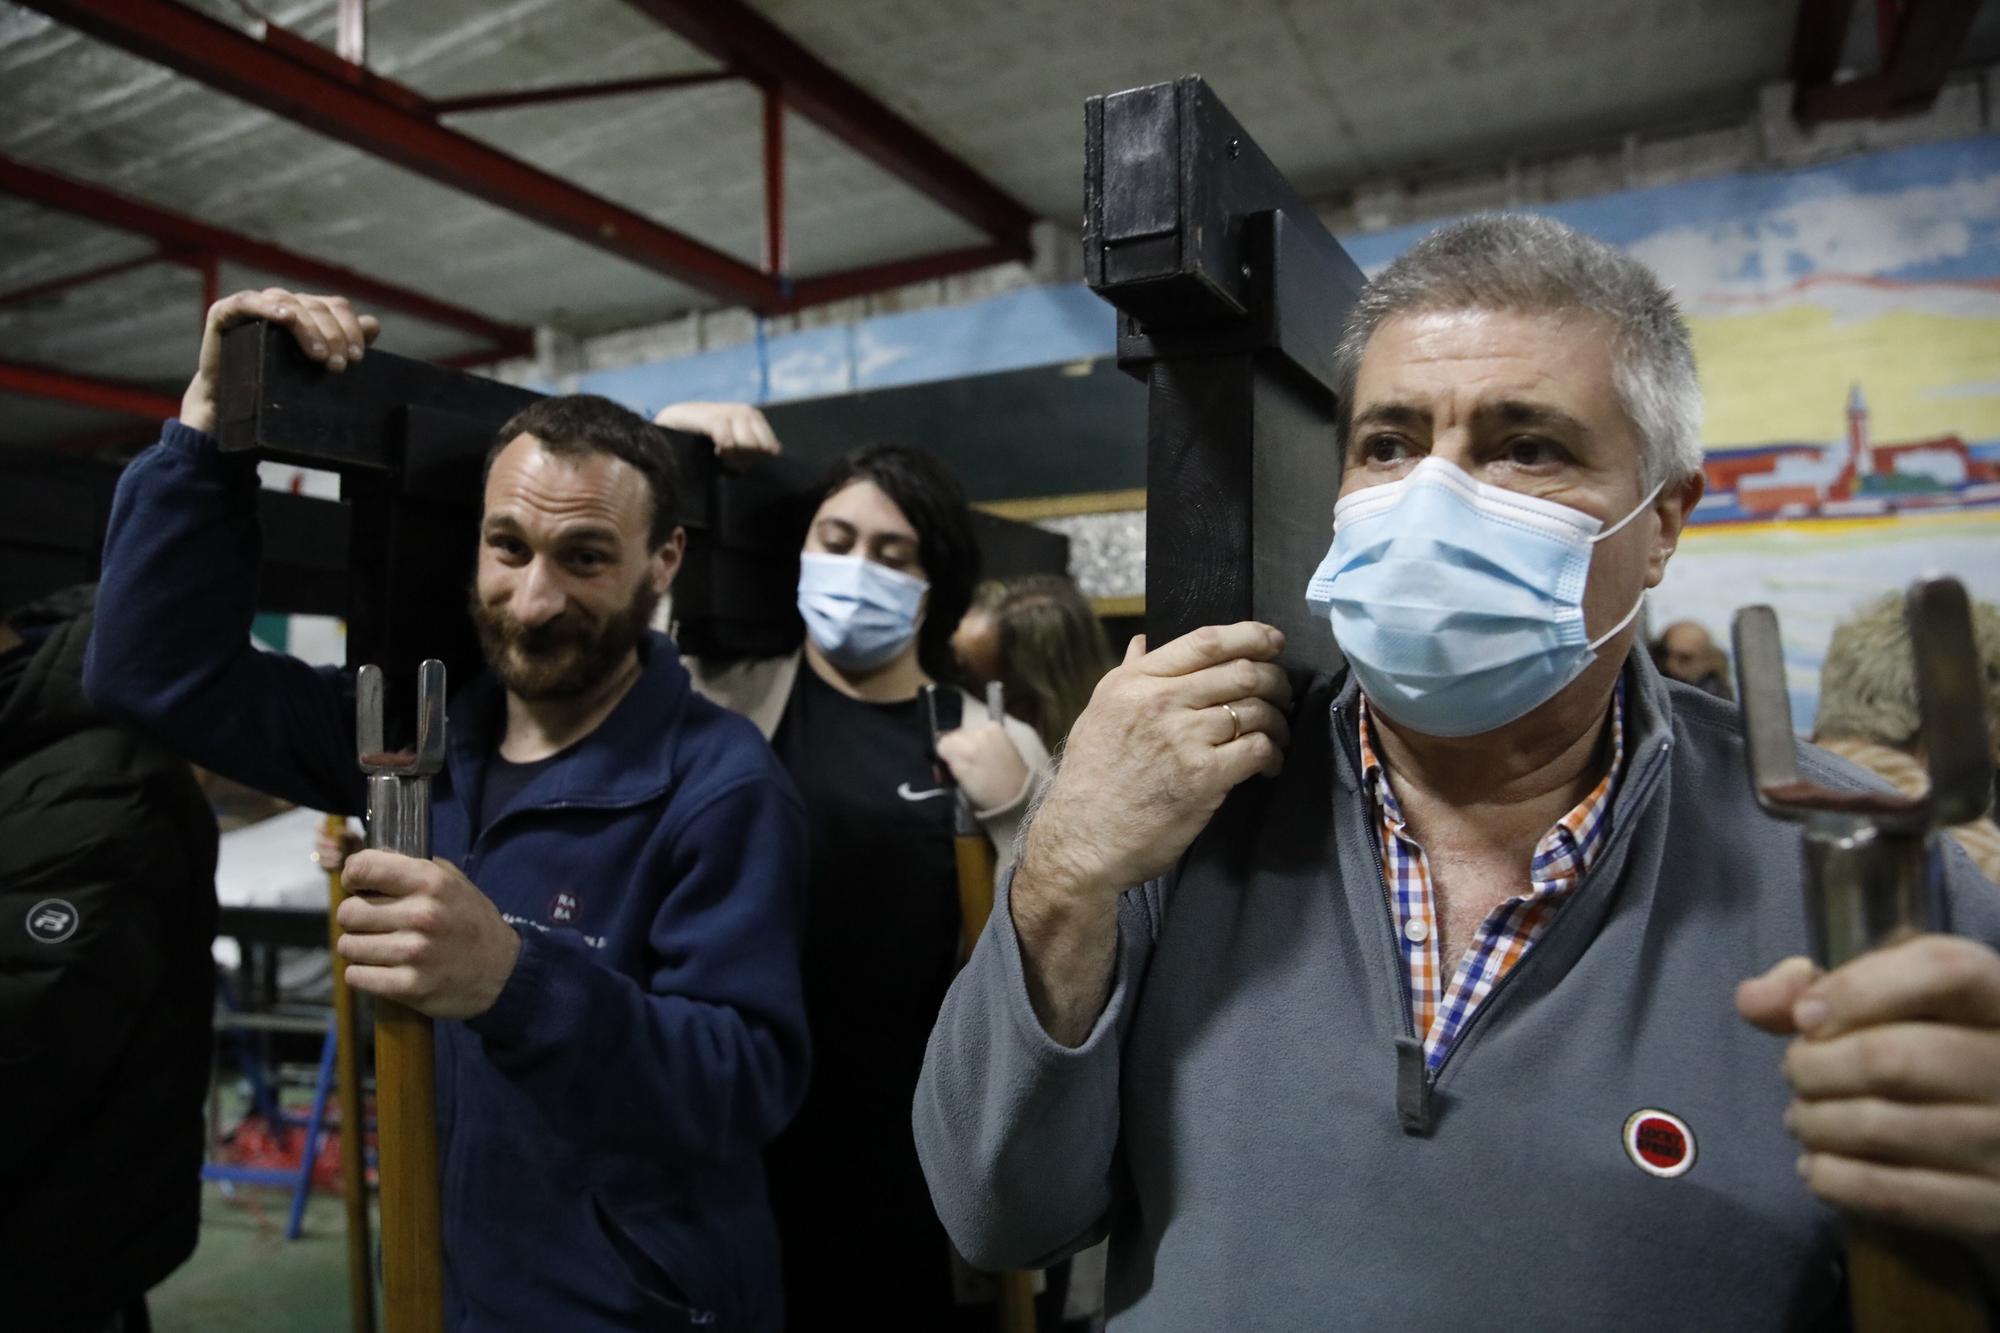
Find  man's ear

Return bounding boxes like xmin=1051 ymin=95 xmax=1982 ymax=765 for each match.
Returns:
xmin=653 ymin=527 xmax=687 ymax=595
xmin=1646 ymin=471 xmax=1705 ymax=588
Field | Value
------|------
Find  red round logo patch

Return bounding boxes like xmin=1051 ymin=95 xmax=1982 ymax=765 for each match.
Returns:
xmin=1623 ymin=1108 xmax=1695 ymax=1178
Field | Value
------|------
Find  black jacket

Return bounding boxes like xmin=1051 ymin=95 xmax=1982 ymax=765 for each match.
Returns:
xmin=0 ymin=586 xmax=219 ymax=1327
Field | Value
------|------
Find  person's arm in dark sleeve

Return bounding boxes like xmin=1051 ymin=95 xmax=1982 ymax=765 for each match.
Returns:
xmin=82 ymin=290 xmax=387 ymax=816
xmin=83 ymin=419 xmax=364 ymax=816
xmin=913 ymin=867 xmax=1161 ymax=1272
xmin=465 ymin=769 xmax=811 ymax=1165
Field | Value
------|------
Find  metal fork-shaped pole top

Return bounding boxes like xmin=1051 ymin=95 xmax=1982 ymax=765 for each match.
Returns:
xmin=1734 ymin=576 xmax=1993 ymax=967
xmin=1911 ymin=578 xmax=1997 ymax=828
xmin=1736 ymin=577 xmax=1989 ymax=833
xmin=357 ymin=660 xmax=446 ymax=861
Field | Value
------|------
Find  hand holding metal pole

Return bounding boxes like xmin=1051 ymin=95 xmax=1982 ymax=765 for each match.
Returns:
xmin=1733 ymin=578 xmax=1994 ymax=1331
xmin=356 ymin=660 xmax=447 ymax=1333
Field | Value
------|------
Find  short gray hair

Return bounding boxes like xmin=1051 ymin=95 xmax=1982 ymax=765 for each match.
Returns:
xmin=1333 ymin=213 xmax=1704 ymax=490
xmin=1815 ymin=591 xmax=2000 ymax=750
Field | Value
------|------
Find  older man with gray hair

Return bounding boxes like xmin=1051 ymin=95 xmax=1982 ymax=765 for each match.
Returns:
xmin=914 ymin=214 xmax=2000 ymax=1328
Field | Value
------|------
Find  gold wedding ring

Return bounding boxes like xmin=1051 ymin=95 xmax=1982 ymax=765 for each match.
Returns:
xmin=1223 ymin=701 xmax=1242 ymax=743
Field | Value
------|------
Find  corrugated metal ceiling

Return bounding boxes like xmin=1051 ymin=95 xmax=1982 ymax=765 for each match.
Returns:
xmin=0 ymin=0 xmax=1874 ymax=444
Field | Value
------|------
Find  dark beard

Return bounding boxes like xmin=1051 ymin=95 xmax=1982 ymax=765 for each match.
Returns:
xmin=468 ymin=578 xmax=660 ymax=702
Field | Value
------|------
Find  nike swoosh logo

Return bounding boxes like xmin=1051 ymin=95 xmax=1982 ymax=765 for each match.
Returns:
xmin=896 ymin=782 xmax=949 ymax=802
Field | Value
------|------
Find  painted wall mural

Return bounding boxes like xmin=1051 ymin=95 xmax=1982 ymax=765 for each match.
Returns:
xmin=1345 ymin=136 xmax=2000 ymax=731
xmin=540 ymin=133 xmax=2000 ymax=738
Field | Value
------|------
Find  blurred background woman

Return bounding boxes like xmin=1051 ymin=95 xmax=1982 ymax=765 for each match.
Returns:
xmin=952 ymin=573 xmax=1116 ymax=755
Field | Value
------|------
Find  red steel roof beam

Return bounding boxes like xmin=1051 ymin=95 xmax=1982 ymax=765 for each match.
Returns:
xmin=763 ymin=86 xmax=786 ymax=277
xmin=619 ymin=0 xmax=1036 ymax=258
xmin=0 ymin=359 xmax=180 ymax=419
xmin=779 ymin=241 xmax=1022 ymax=313
xmin=197 ymin=253 xmax=219 ymax=326
xmin=251 ymin=19 xmax=431 ymax=116
xmin=0 ymin=155 xmax=533 ymax=356
xmin=22 ymin=0 xmax=782 ymax=310
xmin=0 ymin=251 xmax=167 ymax=308
xmin=433 ymin=70 xmax=739 ymax=116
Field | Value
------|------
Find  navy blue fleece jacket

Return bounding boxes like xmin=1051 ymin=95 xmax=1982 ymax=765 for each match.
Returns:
xmin=85 ymin=420 xmax=810 ymax=1331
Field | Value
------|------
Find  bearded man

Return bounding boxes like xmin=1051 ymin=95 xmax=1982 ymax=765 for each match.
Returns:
xmin=85 ymin=289 xmax=809 ymax=1332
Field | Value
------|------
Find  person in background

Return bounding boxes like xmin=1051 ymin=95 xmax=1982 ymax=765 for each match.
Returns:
xmin=655 ymin=402 xmax=1050 ymax=1330
xmin=1814 ymin=590 xmax=2000 ymax=883
xmin=954 ymin=574 xmax=1117 ymax=754
xmin=0 ymin=584 xmax=219 ymax=1333
xmin=1652 ymin=618 xmax=1733 ymax=699
xmin=85 ymin=291 xmax=810 ymax=1332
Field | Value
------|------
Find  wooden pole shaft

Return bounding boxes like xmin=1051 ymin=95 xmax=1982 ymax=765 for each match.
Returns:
xmin=1847 ymin=1221 xmax=1990 ymax=1332
xmin=357 ymin=673 xmax=447 ymax=1333
xmin=993 ymin=1269 xmax=1039 ymax=1333
xmin=953 ymin=829 xmax=1039 ymax=1333
xmin=954 ymin=835 xmax=998 ymax=965
xmin=324 ymin=815 xmax=378 ymax=1333
xmin=375 ymin=1000 xmax=444 ymax=1333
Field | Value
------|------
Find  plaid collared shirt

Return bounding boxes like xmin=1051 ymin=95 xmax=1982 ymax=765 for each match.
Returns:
xmin=1358 ymin=682 xmax=1626 ymax=1071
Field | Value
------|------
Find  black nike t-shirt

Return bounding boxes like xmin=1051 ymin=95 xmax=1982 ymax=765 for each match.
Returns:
xmin=764 ymin=662 xmax=968 ymax=1297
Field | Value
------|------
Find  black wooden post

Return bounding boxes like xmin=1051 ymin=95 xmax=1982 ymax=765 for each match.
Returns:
xmin=1084 ymin=76 xmax=1364 ymax=671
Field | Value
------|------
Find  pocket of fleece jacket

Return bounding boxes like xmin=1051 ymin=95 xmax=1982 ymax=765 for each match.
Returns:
xmin=589 ymin=1192 xmax=718 ymax=1326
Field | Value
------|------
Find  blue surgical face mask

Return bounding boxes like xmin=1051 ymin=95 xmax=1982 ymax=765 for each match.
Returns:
xmin=1304 ymin=456 xmax=1663 ymax=738
xmin=797 ymin=551 xmax=929 ymax=673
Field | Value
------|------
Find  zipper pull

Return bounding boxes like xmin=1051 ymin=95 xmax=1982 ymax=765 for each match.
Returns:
xmin=1395 ymin=1036 xmax=1433 ymax=1136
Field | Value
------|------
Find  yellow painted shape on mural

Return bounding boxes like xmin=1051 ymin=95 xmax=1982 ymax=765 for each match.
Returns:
xmin=1688 ymin=305 xmax=2000 ymax=448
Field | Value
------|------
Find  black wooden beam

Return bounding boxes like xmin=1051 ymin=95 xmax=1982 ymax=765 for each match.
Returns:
xmin=0 ymin=439 xmax=347 ymax=619
xmin=214 ymin=320 xmax=1069 ymax=709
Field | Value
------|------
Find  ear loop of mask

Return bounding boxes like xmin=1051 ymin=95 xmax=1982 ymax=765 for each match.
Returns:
xmin=1589 ymin=477 xmax=1667 ymax=545
xmin=1585 ymin=476 xmax=1669 ymax=652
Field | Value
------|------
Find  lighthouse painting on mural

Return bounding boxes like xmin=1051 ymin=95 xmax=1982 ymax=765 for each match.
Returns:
xmin=1343 ymin=133 xmax=2000 ymax=731
xmin=1701 ymin=382 xmax=2000 ymax=522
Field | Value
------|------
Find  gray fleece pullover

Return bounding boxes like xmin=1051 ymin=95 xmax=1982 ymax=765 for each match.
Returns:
xmin=914 ymin=654 xmax=2000 ymax=1330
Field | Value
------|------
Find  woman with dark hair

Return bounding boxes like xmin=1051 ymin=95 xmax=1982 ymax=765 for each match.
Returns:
xmin=656 ymin=402 xmax=1049 ymax=1330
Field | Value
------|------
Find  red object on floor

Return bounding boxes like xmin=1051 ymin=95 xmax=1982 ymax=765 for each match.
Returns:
xmin=216 ymin=1104 xmax=377 ymax=1195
